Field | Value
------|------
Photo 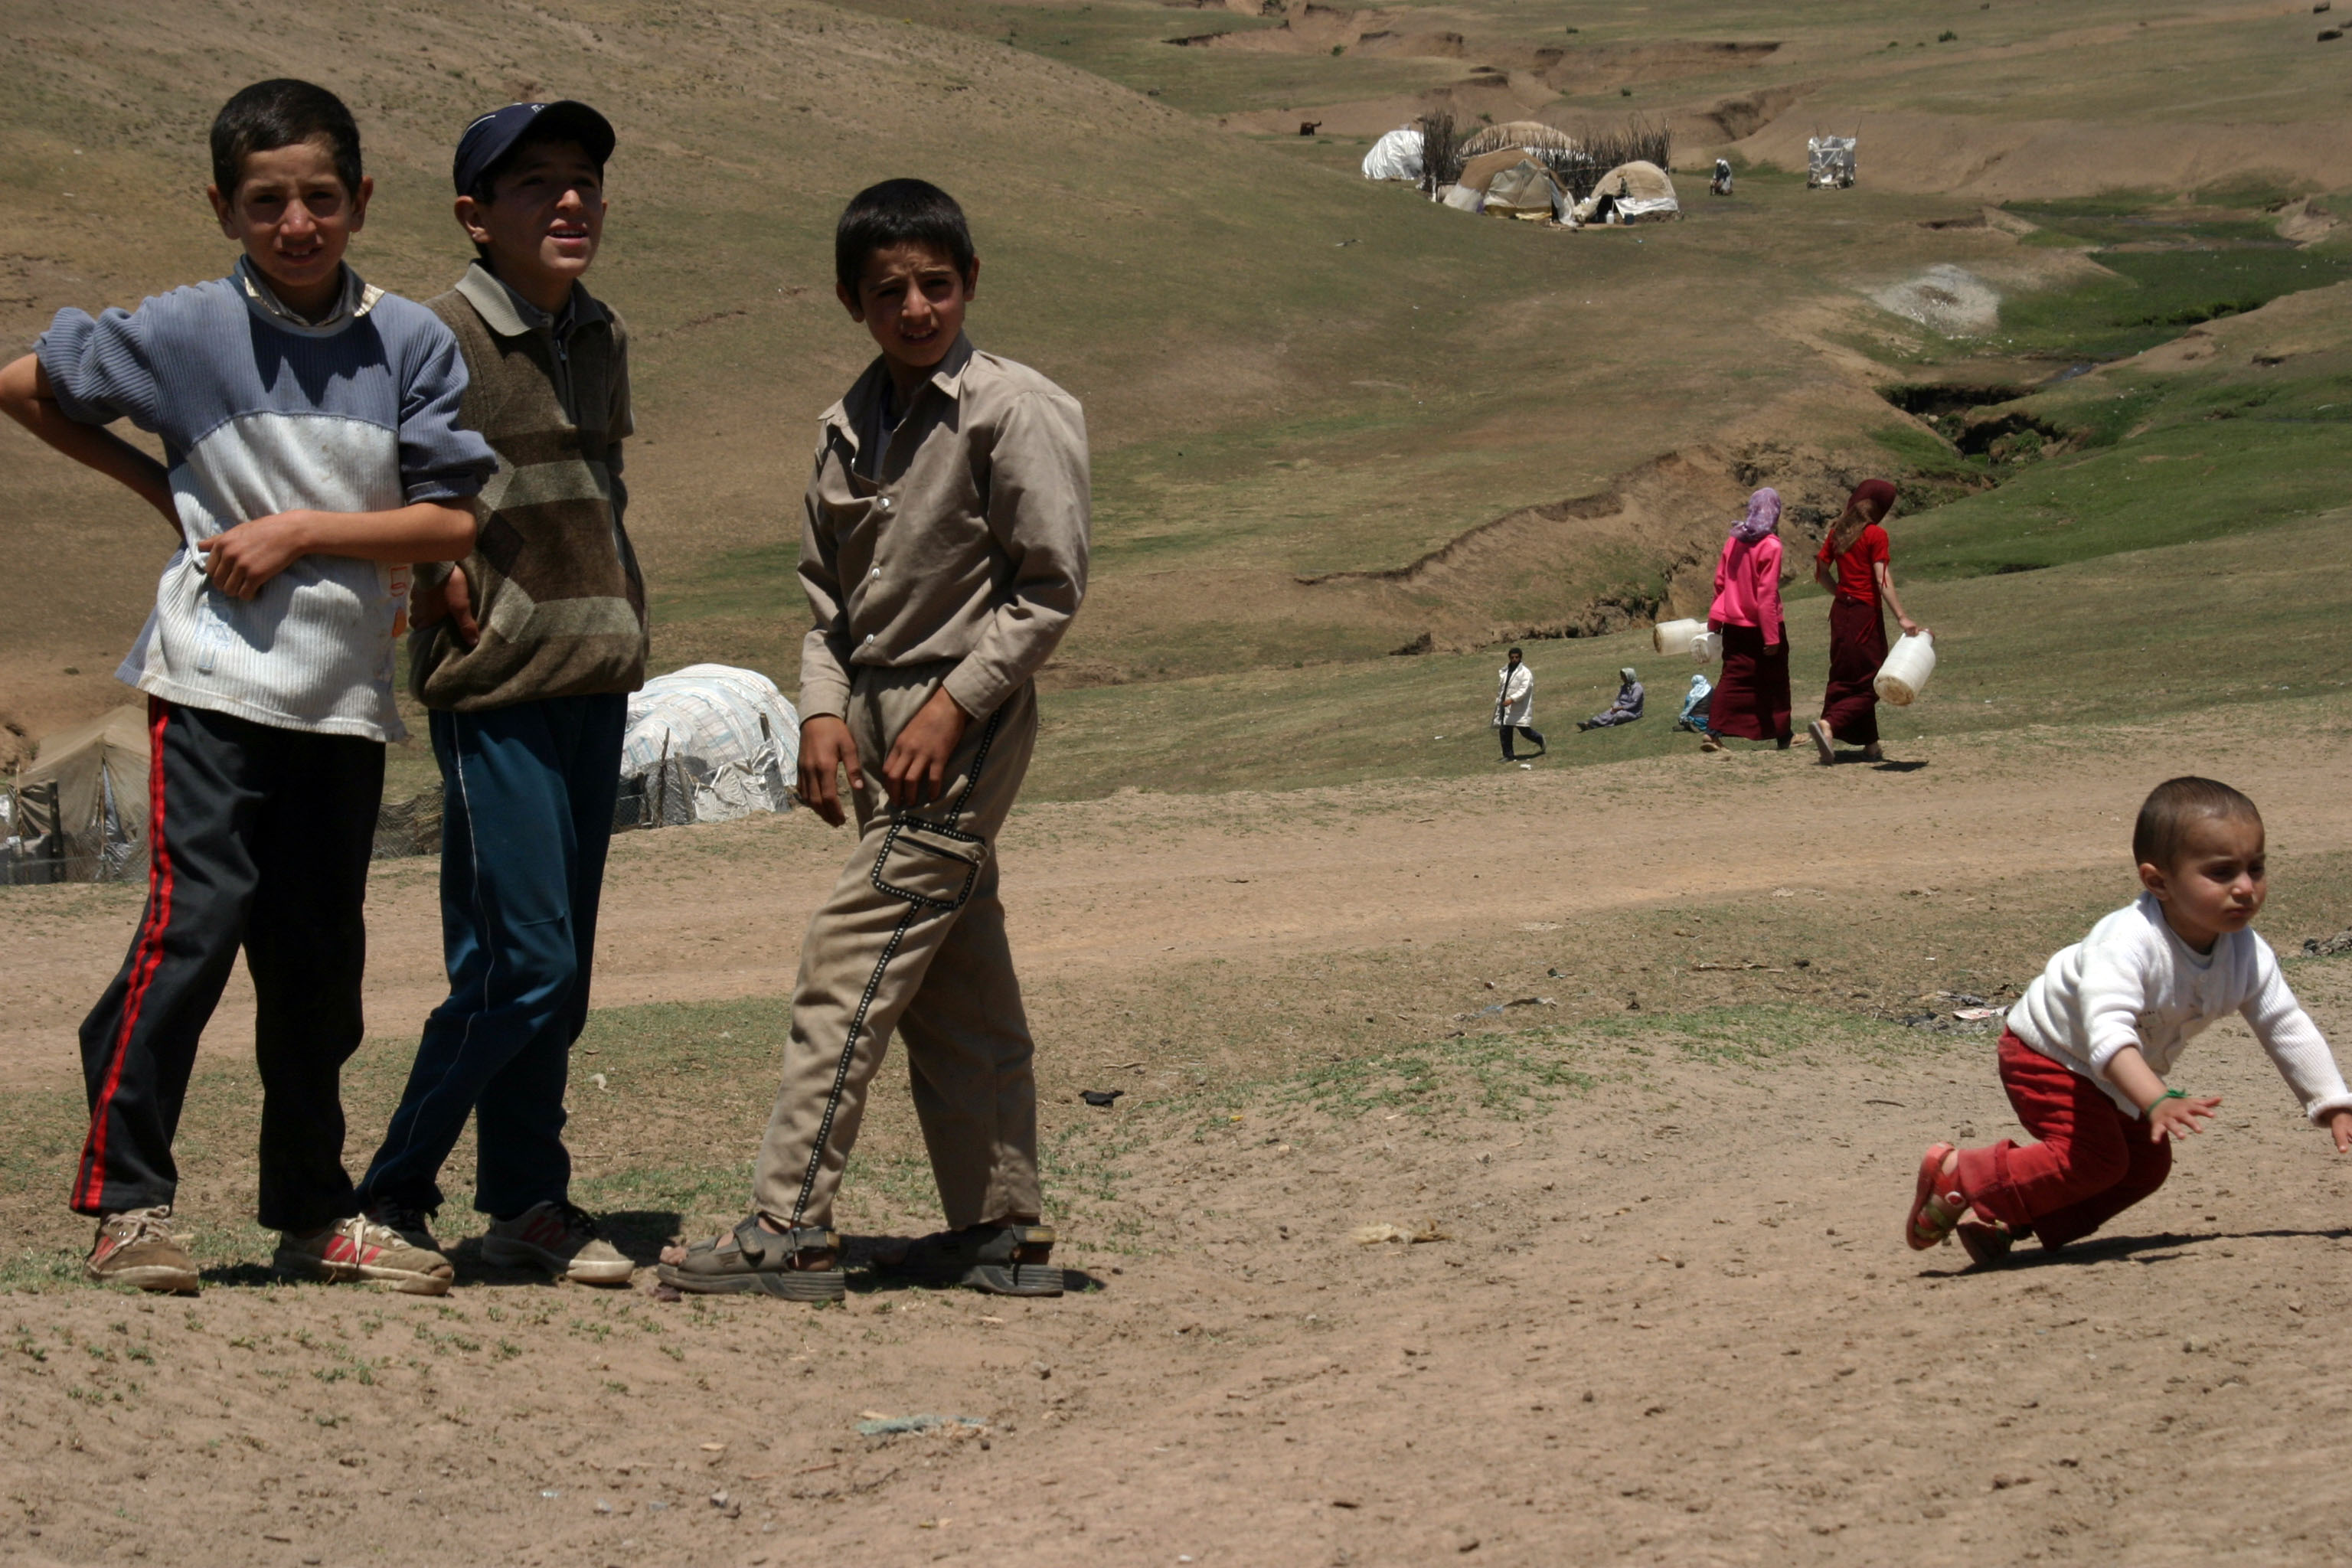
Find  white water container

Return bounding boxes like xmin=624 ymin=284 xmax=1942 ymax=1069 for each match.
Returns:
xmin=1653 ymin=618 xmax=1704 ymax=657
xmin=1874 ymin=631 xmax=1937 ymax=706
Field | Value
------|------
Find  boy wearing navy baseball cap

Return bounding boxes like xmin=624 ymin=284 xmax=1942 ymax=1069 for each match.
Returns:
xmin=355 ymin=100 xmax=648 ymax=1285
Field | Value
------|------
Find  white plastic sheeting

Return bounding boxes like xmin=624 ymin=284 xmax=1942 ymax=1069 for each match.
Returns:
xmin=1808 ymin=136 xmax=1857 ymax=189
xmin=617 ymin=664 xmax=799 ymax=829
xmin=1361 ymin=126 xmax=1423 ymax=181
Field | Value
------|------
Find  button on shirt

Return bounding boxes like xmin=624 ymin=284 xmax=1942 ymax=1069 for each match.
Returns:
xmin=799 ymin=335 xmax=1089 ymax=722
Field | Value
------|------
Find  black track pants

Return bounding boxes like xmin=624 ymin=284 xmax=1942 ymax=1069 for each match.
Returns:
xmin=74 ymin=698 xmax=382 ymax=1232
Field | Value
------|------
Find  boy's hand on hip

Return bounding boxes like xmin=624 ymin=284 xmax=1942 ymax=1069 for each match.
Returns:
xmin=797 ymin=716 xmax=861 ymax=828
xmin=196 ymin=511 xmax=315 ymax=599
xmin=2327 ymin=1108 xmax=2352 ymax=1154
xmin=2148 ymin=1093 xmax=2221 ymax=1143
xmin=884 ymin=687 xmax=971 ymax=810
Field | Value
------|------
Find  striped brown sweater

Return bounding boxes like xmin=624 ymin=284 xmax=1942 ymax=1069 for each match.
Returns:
xmin=410 ymin=263 xmax=647 ymax=710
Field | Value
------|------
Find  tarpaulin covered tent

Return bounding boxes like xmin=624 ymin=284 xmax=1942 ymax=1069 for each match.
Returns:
xmin=1808 ymin=135 xmax=1857 ymax=188
xmin=616 ymin=664 xmax=799 ymax=831
xmin=1361 ymin=126 xmax=1423 ymax=181
xmin=1481 ymin=158 xmax=1570 ymax=220
xmin=1437 ymin=145 xmax=1572 ymax=220
xmin=2 ymin=706 xmax=150 ymax=885
xmin=1573 ymin=160 xmax=1681 ymax=224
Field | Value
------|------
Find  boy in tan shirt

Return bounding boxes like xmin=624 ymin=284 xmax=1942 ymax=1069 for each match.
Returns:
xmin=662 ymin=179 xmax=1087 ymax=1301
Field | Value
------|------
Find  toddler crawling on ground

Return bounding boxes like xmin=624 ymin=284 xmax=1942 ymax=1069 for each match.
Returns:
xmin=1906 ymin=776 xmax=2352 ymax=1266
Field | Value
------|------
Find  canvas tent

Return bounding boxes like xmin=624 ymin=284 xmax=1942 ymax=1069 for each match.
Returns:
xmin=616 ymin=664 xmax=799 ymax=831
xmin=1361 ymin=126 xmax=1423 ymax=181
xmin=1481 ymin=158 xmax=1570 ymax=220
xmin=3 ymin=706 xmax=150 ymax=885
xmin=1437 ymin=145 xmax=1572 ymax=220
xmin=1808 ymin=135 xmax=1857 ymax=188
xmin=1573 ymin=160 xmax=1680 ymax=224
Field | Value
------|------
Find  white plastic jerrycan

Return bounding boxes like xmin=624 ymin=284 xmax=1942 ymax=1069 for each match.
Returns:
xmin=1873 ymin=630 xmax=1937 ymax=706
xmin=1654 ymin=619 xmax=1717 ymax=661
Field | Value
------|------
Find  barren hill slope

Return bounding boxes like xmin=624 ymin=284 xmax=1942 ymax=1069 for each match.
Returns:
xmin=5 ymin=0 xmax=2347 ymax=769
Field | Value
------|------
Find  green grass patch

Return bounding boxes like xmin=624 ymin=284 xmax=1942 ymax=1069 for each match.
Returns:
xmin=1994 ymin=248 xmax=2352 ymax=362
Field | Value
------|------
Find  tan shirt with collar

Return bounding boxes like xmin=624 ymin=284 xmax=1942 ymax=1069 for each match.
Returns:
xmin=799 ymin=334 xmax=1089 ymax=723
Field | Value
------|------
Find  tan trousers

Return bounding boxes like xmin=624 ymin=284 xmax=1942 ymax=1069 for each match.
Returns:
xmin=752 ymin=665 xmax=1040 ymax=1231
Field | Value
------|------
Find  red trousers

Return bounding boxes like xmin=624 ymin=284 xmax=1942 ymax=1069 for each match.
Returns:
xmin=1953 ymin=1032 xmax=2172 ymax=1249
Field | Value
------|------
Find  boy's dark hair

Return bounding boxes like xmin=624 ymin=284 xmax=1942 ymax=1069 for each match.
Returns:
xmin=835 ymin=179 xmax=975 ymax=298
xmin=2133 ymin=776 xmax=2262 ymax=869
xmin=1508 ymin=646 xmax=1523 ymax=657
xmin=211 ymin=80 xmax=362 ymax=199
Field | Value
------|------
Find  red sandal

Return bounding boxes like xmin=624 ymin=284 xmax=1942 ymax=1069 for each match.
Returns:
xmin=1906 ymin=1142 xmax=1966 ymax=1251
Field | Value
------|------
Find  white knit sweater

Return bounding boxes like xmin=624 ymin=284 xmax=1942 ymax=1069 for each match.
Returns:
xmin=2007 ymin=893 xmax=2352 ymax=1124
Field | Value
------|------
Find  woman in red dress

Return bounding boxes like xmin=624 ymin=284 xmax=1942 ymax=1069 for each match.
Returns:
xmin=1700 ymin=487 xmax=1792 ymax=753
xmin=1808 ymin=479 xmax=1922 ymax=764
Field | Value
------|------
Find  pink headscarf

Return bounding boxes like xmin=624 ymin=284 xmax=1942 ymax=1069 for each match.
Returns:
xmin=1730 ymin=487 xmax=1781 ymax=544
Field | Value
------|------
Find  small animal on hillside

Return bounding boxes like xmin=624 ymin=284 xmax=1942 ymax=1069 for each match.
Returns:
xmin=1710 ymin=158 xmax=1734 ymax=195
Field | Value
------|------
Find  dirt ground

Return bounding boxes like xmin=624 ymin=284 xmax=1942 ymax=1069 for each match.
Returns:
xmin=6 ymin=715 xmax=2352 ymax=1565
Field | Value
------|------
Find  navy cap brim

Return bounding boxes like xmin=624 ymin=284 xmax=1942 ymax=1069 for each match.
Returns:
xmin=453 ymin=100 xmax=617 ymax=194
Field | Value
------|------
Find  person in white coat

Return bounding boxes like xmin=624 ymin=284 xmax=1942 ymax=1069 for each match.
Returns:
xmin=1494 ymin=648 xmax=1544 ymax=761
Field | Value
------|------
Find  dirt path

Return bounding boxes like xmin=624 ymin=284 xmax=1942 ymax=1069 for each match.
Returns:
xmin=7 ymin=965 xmax=2352 ymax=1565
xmin=8 ymin=710 xmax=2352 ymax=1565
xmin=6 ymin=714 xmax=2347 ymax=1087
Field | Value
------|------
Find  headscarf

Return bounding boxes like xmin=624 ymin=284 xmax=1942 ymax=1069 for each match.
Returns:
xmin=1730 ymin=486 xmax=1781 ymax=544
xmin=1618 ymin=667 xmax=1638 ymax=686
xmin=1825 ymin=478 xmax=1898 ymax=558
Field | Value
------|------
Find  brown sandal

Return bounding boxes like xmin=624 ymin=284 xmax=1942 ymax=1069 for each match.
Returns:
xmin=657 ymin=1216 xmax=844 ymax=1301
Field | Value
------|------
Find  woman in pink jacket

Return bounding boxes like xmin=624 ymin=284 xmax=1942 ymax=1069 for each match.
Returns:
xmin=1700 ymin=488 xmax=1792 ymax=753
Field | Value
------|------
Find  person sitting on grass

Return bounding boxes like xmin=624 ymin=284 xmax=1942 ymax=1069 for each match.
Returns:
xmin=1578 ymin=667 xmax=1644 ymax=730
xmin=0 ymin=80 xmax=495 ymax=1295
xmin=1673 ymin=671 xmax=1713 ymax=733
xmin=659 ymin=179 xmax=1087 ymax=1302
xmin=353 ymin=100 xmax=643 ymax=1288
xmin=1906 ymin=776 xmax=2352 ymax=1268
xmin=1494 ymin=647 xmax=1545 ymax=761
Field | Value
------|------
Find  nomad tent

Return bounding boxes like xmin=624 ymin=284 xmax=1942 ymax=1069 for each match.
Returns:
xmin=1361 ymin=126 xmax=1423 ymax=181
xmin=1808 ymin=135 xmax=1857 ymax=188
xmin=2 ymin=705 xmax=149 ymax=884
xmin=1572 ymin=160 xmax=1680 ymax=224
xmin=1481 ymin=158 xmax=1570 ymax=220
xmin=616 ymin=663 xmax=799 ymax=831
xmin=1437 ymin=145 xmax=1572 ymax=220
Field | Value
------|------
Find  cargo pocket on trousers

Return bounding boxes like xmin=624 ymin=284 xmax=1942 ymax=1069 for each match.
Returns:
xmin=871 ymin=818 xmax=988 ymax=911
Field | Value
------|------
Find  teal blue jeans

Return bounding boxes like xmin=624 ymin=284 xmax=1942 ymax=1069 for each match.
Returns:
xmin=361 ymin=694 xmax=625 ymax=1217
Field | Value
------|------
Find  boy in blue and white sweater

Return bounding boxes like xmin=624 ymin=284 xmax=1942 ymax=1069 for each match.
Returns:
xmin=0 ymin=80 xmax=495 ymax=1295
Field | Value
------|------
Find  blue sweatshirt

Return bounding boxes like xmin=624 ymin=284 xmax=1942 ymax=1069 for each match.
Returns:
xmin=38 ymin=260 xmax=496 ymax=741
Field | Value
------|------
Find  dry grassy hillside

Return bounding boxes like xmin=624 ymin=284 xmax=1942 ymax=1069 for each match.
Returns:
xmin=3 ymin=0 xmax=2347 ymax=769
